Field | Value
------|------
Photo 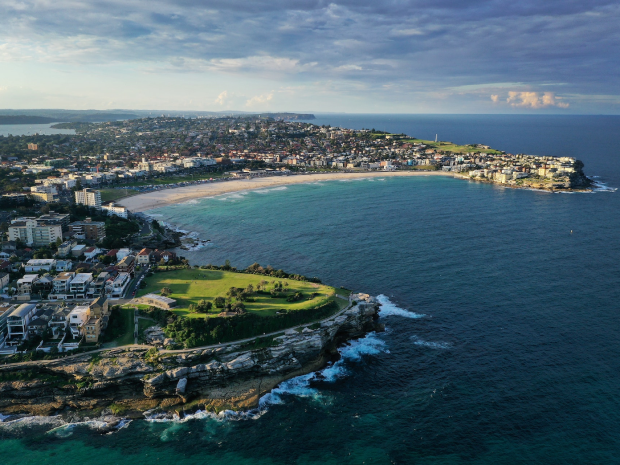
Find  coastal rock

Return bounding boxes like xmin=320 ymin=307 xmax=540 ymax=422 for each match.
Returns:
xmin=0 ymin=295 xmax=382 ymax=417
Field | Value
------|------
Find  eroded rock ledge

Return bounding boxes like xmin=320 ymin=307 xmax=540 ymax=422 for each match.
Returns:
xmin=0 ymin=298 xmax=382 ymax=420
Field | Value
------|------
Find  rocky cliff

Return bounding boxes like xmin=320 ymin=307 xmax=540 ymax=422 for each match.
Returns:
xmin=0 ymin=298 xmax=381 ymax=421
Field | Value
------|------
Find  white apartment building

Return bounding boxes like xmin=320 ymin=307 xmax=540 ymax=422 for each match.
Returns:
xmin=74 ymin=188 xmax=102 ymax=209
xmin=6 ymin=304 xmax=37 ymax=344
xmin=101 ymin=202 xmax=128 ymax=218
xmin=106 ymin=272 xmax=131 ymax=298
xmin=8 ymin=219 xmax=63 ymax=247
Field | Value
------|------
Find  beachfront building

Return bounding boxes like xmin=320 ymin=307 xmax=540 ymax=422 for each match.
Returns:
xmin=106 ymin=272 xmax=131 ymax=298
xmin=68 ymin=305 xmax=90 ymax=339
xmin=101 ymin=202 xmax=128 ymax=218
xmin=68 ymin=273 xmax=94 ymax=299
xmin=25 ymin=258 xmax=57 ymax=272
xmin=74 ymin=188 xmax=102 ymax=209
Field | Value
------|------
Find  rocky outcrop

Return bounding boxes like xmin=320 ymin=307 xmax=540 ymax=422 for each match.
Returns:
xmin=0 ymin=298 xmax=381 ymax=419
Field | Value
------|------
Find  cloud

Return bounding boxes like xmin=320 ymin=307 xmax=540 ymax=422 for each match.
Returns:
xmin=215 ymin=90 xmax=228 ymax=105
xmin=490 ymin=94 xmax=499 ymax=102
xmin=245 ymin=92 xmax=274 ymax=107
xmin=505 ymin=91 xmax=569 ymax=108
xmin=0 ymin=0 xmax=617 ymax=111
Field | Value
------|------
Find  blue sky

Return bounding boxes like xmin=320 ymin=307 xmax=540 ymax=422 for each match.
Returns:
xmin=0 ymin=0 xmax=619 ymax=113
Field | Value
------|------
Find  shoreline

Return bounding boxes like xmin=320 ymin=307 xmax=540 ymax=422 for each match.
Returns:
xmin=118 ymin=171 xmax=451 ymax=212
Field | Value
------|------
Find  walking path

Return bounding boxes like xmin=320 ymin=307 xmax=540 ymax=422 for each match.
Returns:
xmin=1 ymin=296 xmax=354 ymax=368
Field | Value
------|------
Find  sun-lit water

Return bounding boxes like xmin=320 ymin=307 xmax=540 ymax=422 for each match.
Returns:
xmin=1 ymin=115 xmax=619 ymax=464
xmin=0 ymin=123 xmax=75 ymax=136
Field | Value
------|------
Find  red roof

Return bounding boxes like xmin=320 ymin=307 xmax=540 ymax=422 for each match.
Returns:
xmin=106 ymin=249 xmax=119 ymax=257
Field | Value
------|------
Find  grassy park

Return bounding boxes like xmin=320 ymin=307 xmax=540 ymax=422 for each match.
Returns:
xmin=136 ymin=268 xmax=347 ymax=318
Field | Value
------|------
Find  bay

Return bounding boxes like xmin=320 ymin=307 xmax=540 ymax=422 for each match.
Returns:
xmin=1 ymin=114 xmax=619 ymax=464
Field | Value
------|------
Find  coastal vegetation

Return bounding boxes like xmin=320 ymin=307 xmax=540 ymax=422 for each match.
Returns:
xmin=133 ymin=265 xmax=349 ymax=348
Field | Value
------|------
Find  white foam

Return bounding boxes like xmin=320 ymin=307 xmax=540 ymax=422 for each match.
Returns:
xmin=592 ymin=181 xmax=617 ymax=193
xmin=411 ymin=335 xmax=452 ymax=349
xmin=376 ymin=294 xmax=426 ymax=319
xmin=253 ymin=186 xmax=288 ymax=194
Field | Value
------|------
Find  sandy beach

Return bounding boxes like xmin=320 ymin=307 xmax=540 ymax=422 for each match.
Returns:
xmin=118 ymin=171 xmax=451 ymax=212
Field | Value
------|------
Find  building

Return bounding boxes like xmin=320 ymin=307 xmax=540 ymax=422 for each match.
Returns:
xmin=16 ymin=274 xmax=39 ymax=296
xmin=101 ymin=202 xmax=128 ymax=218
xmin=57 ymin=240 xmax=78 ymax=257
xmin=74 ymin=188 xmax=102 ymax=209
xmin=27 ymin=143 xmax=38 ymax=150
xmin=68 ymin=273 xmax=93 ymax=299
xmin=117 ymin=255 xmax=135 ymax=274
xmin=106 ymin=272 xmax=131 ymax=298
xmin=51 ymin=271 xmax=75 ymax=298
xmin=6 ymin=303 xmax=37 ymax=345
xmin=0 ymin=272 xmax=9 ymax=292
xmin=68 ymin=305 xmax=90 ymax=339
xmin=69 ymin=218 xmax=106 ymax=241
xmin=25 ymin=258 xmax=57 ymax=272
xmin=136 ymin=248 xmax=152 ymax=265
xmin=84 ymin=317 xmax=101 ymax=343
xmin=8 ymin=219 xmax=63 ymax=247
xmin=135 ymin=293 xmax=177 ymax=309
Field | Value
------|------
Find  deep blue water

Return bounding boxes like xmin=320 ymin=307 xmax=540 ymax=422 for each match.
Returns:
xmin=1 ymin=115 xmax=619 ymax=464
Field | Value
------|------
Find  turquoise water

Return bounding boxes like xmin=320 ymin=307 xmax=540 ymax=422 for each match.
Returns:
xmin=1 ymin=115 xmax=619 ymax=464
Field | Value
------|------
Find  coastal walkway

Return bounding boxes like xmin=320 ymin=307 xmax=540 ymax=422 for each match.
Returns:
xmin=1 ymin=295 xmax=354 ymax=368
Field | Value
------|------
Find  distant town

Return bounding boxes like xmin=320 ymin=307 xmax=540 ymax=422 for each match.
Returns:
xmin=0 ymin=114 xmax=591 ymax=358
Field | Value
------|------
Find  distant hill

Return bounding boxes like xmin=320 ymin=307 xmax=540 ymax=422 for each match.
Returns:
xmin=0 ymin=110 xmax=140 ymax=123
xmin=0 ymin=115 xmax=57 ymax=125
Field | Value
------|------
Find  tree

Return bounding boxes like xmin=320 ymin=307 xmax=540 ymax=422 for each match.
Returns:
xmin=161 ymin=287 xmax=172 ymax=296
xmin=214 ymin=296 xmax=225 ymax=308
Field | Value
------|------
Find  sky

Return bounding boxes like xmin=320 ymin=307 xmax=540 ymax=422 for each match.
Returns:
xmin=0 ymin=0 xmax=619 ymax=114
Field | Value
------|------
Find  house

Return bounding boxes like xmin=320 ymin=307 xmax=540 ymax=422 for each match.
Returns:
xmin=68 ymin=305 xmax=90 ymax=339
xmin=82 ymin=246 xmax=101 ymax=259
xmin=5 ymin=303 xmax=37 ymax=345
xmin=71 ymin=244 xmax=87 ymax=257
xmin=27 ymin=317 xmax=48 ymax=336
xmin=152 ymin=249 xmax=176 ymax=263
xmin=49 ymin=307 xmax=71 ymax=339
xmin=136 ymin=248 xmax=152 ymax=265
xmin=116 ymin=248 xmax=132 ymax=261
xmin=117 ymin=255 xmax=135 ymax=274
xmin=25 ymin=258 xmax=57 ymax=272
xmin=0 ymin=272 xmax=9 ymax=291
xmin=16 ymin=274 xmax=39 ymax=296
xmin=55 ymin=260 xmax=73 ymax=272
xmin=51 ymin=272 xmax=75 ymax=298
xmin=87 ymin=272 xmax=111 ymax=298
xmin=68 ymin=273 xmax=93 ymax=299
xmin=106 ymin=272 xmax=131 ymax=298
xmin=57 ymin=240 xmax=77 ymax=258
xmin=32 ymin=274 xmax=54 ymax=297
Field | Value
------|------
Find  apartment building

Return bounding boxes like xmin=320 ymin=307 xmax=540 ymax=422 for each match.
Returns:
xmin=69 ymin=218 xmax=106 ymax=241
xmin=8 ymin=219 xmax=63 ymax=247
xmin=68 ymin=273 xmax=93 ymax=299
xmin=74 ymin=188 xmax=102 ymax=209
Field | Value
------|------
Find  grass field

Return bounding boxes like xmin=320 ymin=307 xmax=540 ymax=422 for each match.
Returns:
xmin=402 ymin=138 xmax=503 ymax=155
xmin=102 ymin=307 xmax=135 ymax=347
xmin=137 ymin=268 xmax=343 ymax=318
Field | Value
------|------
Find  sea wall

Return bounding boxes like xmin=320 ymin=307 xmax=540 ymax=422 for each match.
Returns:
xmin=0 ymin=298 xmax=381 ymax=419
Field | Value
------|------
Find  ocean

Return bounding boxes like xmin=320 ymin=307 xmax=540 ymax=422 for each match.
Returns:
xmin=0 ymin=123 xmax=75 ymax=137
xmin=1 ymin=114 xmax=619 ymax=464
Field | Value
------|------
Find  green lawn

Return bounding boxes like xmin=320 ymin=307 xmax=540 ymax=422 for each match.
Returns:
xmin=137 ymin=268 xmax=339 ymax=318
xmin=402 ymin=138 xmax=503 ymax=155
xmin=100 ymin=189 xmax=138 ymax=203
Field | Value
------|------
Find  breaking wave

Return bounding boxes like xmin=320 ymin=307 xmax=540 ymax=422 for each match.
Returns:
xmin=592 ymin=181 xmax=617 ymax=193
xmin=376 ymin=294 xmax=427 ymax=319
xmin=411 ymin=335 xmax=452 ymax=349
xmin=253 ymin=186 xmax=288 ymax=194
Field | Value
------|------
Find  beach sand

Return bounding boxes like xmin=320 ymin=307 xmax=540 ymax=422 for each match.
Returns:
xmin=118 ymin=171 xmax=451 ymax=212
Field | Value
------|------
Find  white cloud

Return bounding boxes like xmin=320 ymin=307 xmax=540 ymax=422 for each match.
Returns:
xmin=505 ymin=91 xmax=569 ymax=108
xmin=245 ymin=92 xmax=273 ymax=107
xmin=490 ymin=94 xmax=499 ymax=102
xmin=215 ymin=90 xmax=228 ymax=105
xmin=391 ymin=28 xmax=425 ymax=36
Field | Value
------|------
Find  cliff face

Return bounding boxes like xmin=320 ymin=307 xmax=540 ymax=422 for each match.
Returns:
xmin=0 ymin=300 xmax=381 ymax=419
